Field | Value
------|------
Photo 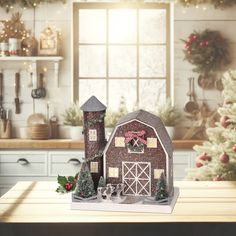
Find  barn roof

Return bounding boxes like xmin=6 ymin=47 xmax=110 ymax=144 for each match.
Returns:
xmin=80 ymin=96 xmax=106 ymax=112
xmin=116 ymin=109 xmax=173 ymax=157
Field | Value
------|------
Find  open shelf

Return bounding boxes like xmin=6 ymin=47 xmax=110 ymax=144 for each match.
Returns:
xmin=0 ymin=56 xmax=63 ymax=87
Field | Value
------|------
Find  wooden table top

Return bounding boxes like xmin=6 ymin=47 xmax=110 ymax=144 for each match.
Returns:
xmin=0 ymin=181 xmax=236 ymax=223
xmin=0 ymin=139 xmax=203 ymax=150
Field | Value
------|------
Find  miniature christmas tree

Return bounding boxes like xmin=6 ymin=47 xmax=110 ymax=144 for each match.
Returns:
xmin=187 ymin=70 xmax=236 ymax=181
xmin=155 ymin=173 xmax=168 ymax=201
xmin=0 ymin=12 xmax=28 ymax=42
xmin=98 ymin=176 xmax=106 ymax=188
xmin=74 ymin=162 xmax=96 ymax=199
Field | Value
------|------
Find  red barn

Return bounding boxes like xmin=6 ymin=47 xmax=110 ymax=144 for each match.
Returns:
xmin=103 ymin=110 xmax=173 ymax=197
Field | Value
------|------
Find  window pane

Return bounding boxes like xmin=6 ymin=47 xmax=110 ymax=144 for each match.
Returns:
xmin=139 ymin=46 xmax=166 ymax=77
xmin=79 ymin=79 xmax=106 ymax=106
xmin=139 ymin=9 xmax=166 ymax=44
xmin=139 ymin=79 xmax=166 ymax=111
xmin=109 ymin=9 xmax=137 ymax=44
xmin=79 ymin=9 xmax=106 ymax=44
xmin=109 ymin=46 xmax=137 ymax=77
xmin=109 ymin=80 xmax=136 ymax=111
xmin=79 ymin=46 xmax=106 ymax=77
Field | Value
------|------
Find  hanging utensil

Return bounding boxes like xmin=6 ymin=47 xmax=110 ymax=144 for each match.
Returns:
xmin=15 ymin=72 xmax=21 ymax=114
xmin=184 ymin=77 xmax=199 ymax=114
xmin=31 ymin=73 xmax=46 ymax=99
xmin=0 ymin=72 xmax=6 ymax=119
xmin=28 ymin=72 xmax=33 ymax=87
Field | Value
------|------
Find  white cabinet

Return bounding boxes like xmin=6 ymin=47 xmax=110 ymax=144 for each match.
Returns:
xmin=48 ymin=151 xmax=83 ymax=176
xmin=0 ymin=150 xmax=84 ymax=196
xmin=173 ymin=150 xmax=197 ymax=180
xmin=0 ymin=151 xmax=47 ymax=177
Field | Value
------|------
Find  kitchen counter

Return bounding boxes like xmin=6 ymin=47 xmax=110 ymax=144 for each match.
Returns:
xmin=0 ymin=139 xmax=203 ymax=150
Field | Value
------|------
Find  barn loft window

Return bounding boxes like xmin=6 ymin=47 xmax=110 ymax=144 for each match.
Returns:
xmin=73 ymin=2 xmax=171 ymax=112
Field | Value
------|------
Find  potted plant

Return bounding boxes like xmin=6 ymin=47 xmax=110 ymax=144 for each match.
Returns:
xmin=156 ymin=98 xmax=181 ymax=139
xmin=62 ymin=103 xmax=83 ymax=140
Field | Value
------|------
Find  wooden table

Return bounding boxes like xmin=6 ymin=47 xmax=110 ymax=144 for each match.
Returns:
xmin=0 ymin=181 xmax=236 ymax=236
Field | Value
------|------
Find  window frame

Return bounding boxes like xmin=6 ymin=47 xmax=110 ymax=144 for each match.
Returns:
xmin=72 ymin=2 xmax=171 ymax=108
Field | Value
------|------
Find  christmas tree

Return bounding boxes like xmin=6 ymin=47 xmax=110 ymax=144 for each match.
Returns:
xmin=187 ymin=70 xmax=236 ymax=181
xmin=74 ymin=162 xmax=96 ymax=199
xmin=155 ymin=173 xmax=168 ymax=201
xmin=98 ymin=176 xmax=106 ymax=188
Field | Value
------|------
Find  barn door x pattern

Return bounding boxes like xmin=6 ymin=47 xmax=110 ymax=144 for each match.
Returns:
xmin=122 ymin=162 xmax=151 ymax=196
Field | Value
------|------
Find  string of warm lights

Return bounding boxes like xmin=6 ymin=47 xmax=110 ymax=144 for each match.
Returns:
xmin=178 ymin=0 xmax=236 ymax=9
xmin=0 ymin=0 xmax=66 ymax=12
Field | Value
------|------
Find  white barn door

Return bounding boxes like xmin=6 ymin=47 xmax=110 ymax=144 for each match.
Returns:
xmin=122 ymin=161 xmax=151 ymax=196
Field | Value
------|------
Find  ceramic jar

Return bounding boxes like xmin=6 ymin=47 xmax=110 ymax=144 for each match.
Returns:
xmin=0 ymin=42 xmax=9 ymax=56
xmin=8 ymin=38 xmax=21 ymax=56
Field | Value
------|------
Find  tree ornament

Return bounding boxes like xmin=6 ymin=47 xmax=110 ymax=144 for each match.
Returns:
xmin=213 ymin=175 xmax=223 ymax=181
xmin=219 ymin=153 xmax=229 ymax=164
xmin=196 ymin=161 xmax=203 ymax=168
xmin=233 ymin=144 xmax=236 ymax=152
xmin=220 ymin=116 xmax=228 ymax=128
xmin=196 ymin=152 xmax=211 ymax=161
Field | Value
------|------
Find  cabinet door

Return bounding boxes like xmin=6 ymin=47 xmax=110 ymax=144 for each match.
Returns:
xmin=173 ymin=150 xmax=196 ymax=180
xmin=48 ymin=151 xmax=84 ymax=176
xmin=0 ymin=151 xmax=47 ymax=177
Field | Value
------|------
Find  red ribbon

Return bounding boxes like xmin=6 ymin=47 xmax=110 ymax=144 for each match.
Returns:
xmin=124 ymin=130 xmax=147 ymax=145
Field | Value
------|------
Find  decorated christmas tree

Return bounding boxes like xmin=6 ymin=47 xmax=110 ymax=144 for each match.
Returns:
xmin=187 ymin=70 xmax=236 ymax=181
xmin=155 ymin=173 xmax=168 ymax=201
xmin=74 ymin=162 xmax=96 ymax=199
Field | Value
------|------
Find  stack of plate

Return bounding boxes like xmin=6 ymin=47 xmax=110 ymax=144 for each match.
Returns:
xmin=28 ymin=124 xmax=49 ymax=140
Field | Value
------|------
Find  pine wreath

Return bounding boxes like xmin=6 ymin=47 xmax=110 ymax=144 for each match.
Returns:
xmin=178 ymin=0 xmax=236 ymax=9
xmin=182 ymin=29 xmax=231 ymax=75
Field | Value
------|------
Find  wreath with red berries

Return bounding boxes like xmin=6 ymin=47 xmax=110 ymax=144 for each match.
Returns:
xmin=182 ymin=29 xmax=231 ymax=75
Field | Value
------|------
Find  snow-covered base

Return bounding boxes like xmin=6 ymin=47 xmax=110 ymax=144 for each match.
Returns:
xmin=71 ymin=187 xmax=179 ymax=214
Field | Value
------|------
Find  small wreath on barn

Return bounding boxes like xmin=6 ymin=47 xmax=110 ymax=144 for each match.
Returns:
xmin=124 ymin=130 xmax=147 ymax=153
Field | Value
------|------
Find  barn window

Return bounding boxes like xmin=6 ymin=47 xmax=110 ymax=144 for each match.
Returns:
xmin=108 ymin=167 xmax=119 ymax=178
xmin=90 ymin=161 xmax=99 ymax=173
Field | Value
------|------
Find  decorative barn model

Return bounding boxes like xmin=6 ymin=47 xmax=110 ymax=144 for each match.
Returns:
xmin=103 ymin=109 xmax=174 ymax=197
xmin=71 ymin=100 xmax=178 ymax=213
xmin=80 ymin=96 xmax=107 ymax=189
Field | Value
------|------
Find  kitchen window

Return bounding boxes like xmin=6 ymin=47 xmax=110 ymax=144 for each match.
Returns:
xmin=73 ymin=2 xmax=171 ymax=112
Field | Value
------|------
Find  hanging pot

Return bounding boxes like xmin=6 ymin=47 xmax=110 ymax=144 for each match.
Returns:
xmin=197 ymin=74 xmax=215 ymax=89
xmin=31 ymin=73 xmax=46 ymax=99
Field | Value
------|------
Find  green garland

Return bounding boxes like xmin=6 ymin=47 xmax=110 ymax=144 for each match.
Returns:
xmin=0 ymin=0 xmax=66 ymax=11
xmin=178 ymin=0 xmax=236 ymax=9
xmin=182 ymin=29 xmax=231 ymax=75
xmin=84 ymin=113 xmax=105 ymax=129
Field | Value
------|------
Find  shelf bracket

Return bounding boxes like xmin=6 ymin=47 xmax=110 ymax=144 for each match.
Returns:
xmin=54 ymin=61 xmax=60 ymax=88
xmin=31 ymin=60 xmax=37 ymax=88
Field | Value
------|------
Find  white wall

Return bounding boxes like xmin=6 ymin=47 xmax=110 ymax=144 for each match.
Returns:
xmin=174 ymin=3 xmax=236 ymax=137
xmin=0 ymin=1 xmax=235 ymax=138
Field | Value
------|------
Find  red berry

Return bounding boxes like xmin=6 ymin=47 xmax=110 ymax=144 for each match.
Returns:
xmin=219 ymin=153 xmax=229 ymax=164
xmin=65 ymin=182 xmax=73 ymax=191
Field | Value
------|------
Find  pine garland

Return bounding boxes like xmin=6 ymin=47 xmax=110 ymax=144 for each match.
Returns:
xmin=182 ymin=29 xmax=231 ymax=75
xmin=0 ymin=0 xmax=66 ymax=12
xmin=178 ymin=0 xmax=236 ymax=9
